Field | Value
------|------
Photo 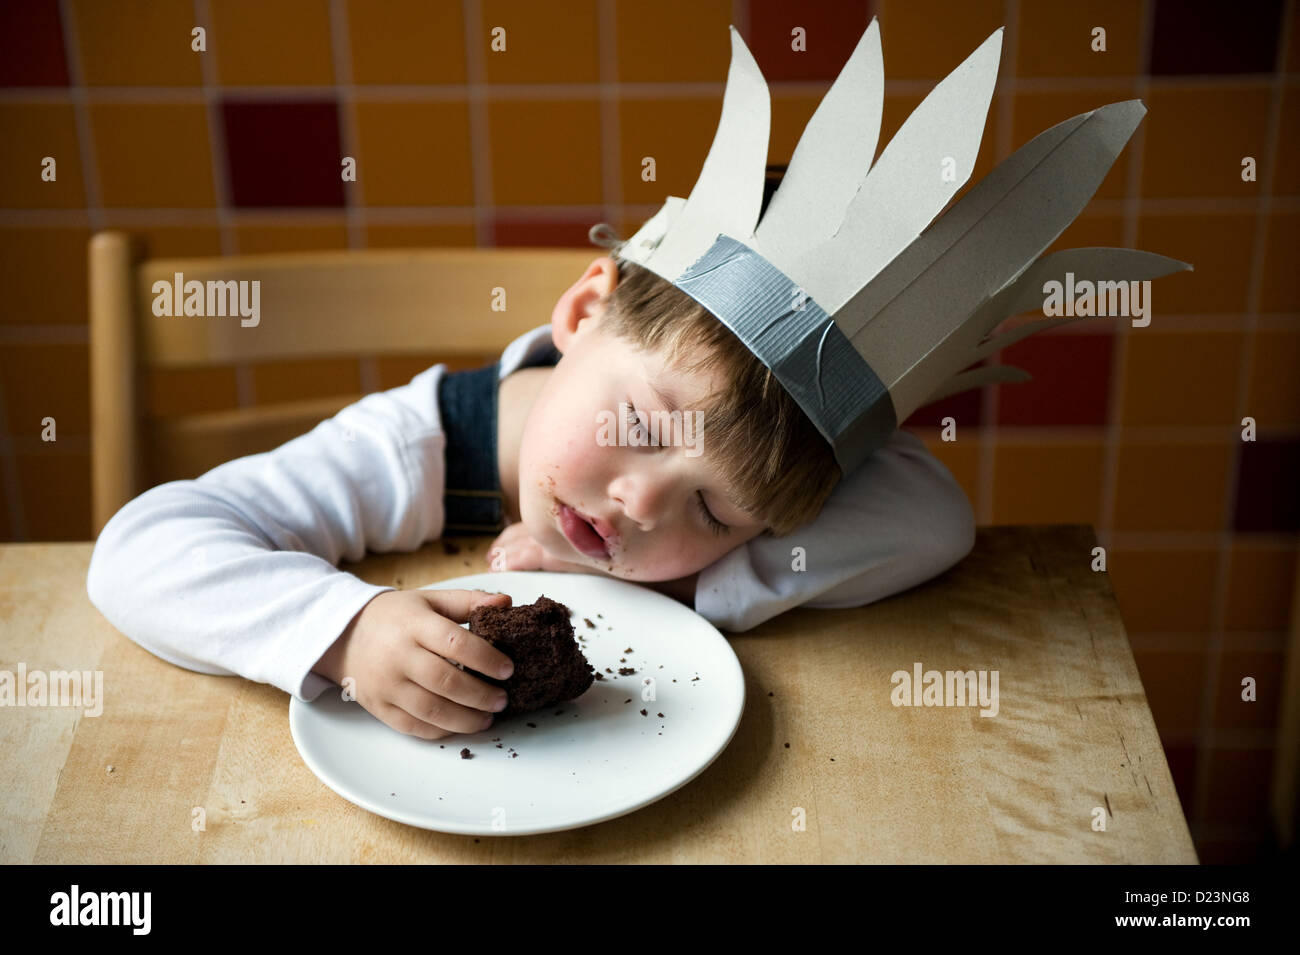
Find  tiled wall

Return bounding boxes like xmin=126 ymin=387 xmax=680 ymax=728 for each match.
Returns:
xmin=1 ymin=0 xmax=1297 ymax=863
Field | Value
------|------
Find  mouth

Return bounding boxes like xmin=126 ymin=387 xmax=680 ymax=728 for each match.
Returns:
xmin=557 ymin=502 xmax=615 ymax=560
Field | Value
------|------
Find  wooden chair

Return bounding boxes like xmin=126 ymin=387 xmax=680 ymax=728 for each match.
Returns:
xmin=88 ymin=231 xmax=597 ymax=536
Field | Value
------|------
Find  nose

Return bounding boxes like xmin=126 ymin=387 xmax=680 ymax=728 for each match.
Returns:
xmin=608 ymin=460 xmax=677 ymax=532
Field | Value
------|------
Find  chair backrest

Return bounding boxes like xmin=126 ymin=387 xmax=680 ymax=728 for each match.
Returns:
xmin=88 ymin=231 xmax=597 ymax=535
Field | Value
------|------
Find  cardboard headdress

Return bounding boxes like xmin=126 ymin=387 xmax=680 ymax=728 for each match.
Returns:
xmin=588 ymin=20 xmax=1191 ymax=479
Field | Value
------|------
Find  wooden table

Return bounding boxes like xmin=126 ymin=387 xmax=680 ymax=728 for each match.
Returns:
xmin=0 ymin=525 xmax=1196 ymax=863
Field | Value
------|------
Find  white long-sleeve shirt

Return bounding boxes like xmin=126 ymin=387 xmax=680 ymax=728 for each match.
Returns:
xmin=87 ymin=324 xmax=975 ymax=703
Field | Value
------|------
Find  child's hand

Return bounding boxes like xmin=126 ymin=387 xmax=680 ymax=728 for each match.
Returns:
xmin=486 ymin=520 xmax=601 ymax=574
xmin=315 ymin=589 xmax=515 ymax=739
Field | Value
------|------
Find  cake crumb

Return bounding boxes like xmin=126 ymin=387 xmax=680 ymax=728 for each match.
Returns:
xmin=495 ymin=743 xmax=503 ymax=748
xmin=618 ymin=667 xmax=635 ymax=676
xmin=624 ymin=699 xmax=632 ymax=704
xmin=440 ymin=745 xmax=445 ymax=749
xmin=460 ymin=748 xmax=473 ymax=759
xmin=784 ymin=742 xmax=790 ymax=748
xmin=691 ymin=676 xmax=700 ymax=682
xmin=441 ymin=540 xmax=461 ymax=555
xmin=511 ymin=752 xmax=518 ymax=758
xmin=619 ymin=657 xmax=626 ymax=663
xmin=584 ymin=618 xmax=596 ymax=629
xmin=605 ymin=667 xmax=613 ymax=673
xmin=768 ymin=691 xmax=774 ymax=697
xmin=624 ymin=647 xmax=633 ymax=653
xmin=657 ymin=712 xmax=664 ymax=718
xmin=640 ymin=709 xmax=647 ymax=716
xmin=597 ymin=613 xmax=603 ymax=618
xmin=526 ymin=722 xmax=537 ymax=728
xmin=594 ymin=672 xmax=605 ymax=680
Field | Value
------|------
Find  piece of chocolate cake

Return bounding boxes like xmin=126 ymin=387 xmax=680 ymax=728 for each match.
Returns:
xmin=465 ymin=595 xmax=594 ymax=718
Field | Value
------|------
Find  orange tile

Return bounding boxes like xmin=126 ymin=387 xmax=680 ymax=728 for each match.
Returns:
xmin=14 ymin=450 xmax=92 ymax=541
xmin=1135 ymin=213 xmax=1255 ymax=314
xmin=353 ymin=100 xmax=475 ymax=205
xmin=1141 ymin=86 xmax=1271 ymax=199
xmin=1272 ymin=84 xmax=1300 ymax=197
xmin=1044 ymin=212 xmax=1126 ymax=257
xmin=1016 ymin=0 xmax=1143 ymax=77
xmin=1260 ymin=212 xmax=1300 ymax=313
xmin=916 ymin=431 xmax=980 ymax=508
xmin=991 ymin=441 xmax=1106 ymax=527
xmin=618 ymin=98 xmax=729 ymax=205
xmin=234 ymin=222 xmax=349 ymax=253
xmin=375 ymin=354 xmax=495 ymax=390
xmin=1247 ymin=329 xmax=1300 ymax=428
xmin=347 ymin=0 xmax=466 ymax=84
xmin=876 ymin=0 xmax=1003 ymax=81
xmin=210 ymin=0 xmax=334 ymax=85
xmin=0 ymin=103 xmax=85 ymax=209
xmin=616 ymin=0 xmax=731 ymax=82
xmin=111 ymin=225 xmax=223 ymax=258
xmin=1120 ymin=330 xmax=1244 ymax=427
xmin=90 ymin=103 xmax=215 ymax=207
xmin=1132 ymin=650 xmax=1206 ymax=731
xmin=143 ymin=366 xmax=240 ymax=419
xmin=1112 ymin=442 xmax=1230 ymax=532
xmin=480 ymin=0 xmax=599 ymax=84
xmin=72 ymin=0 xmax=201 ymax=86
xmin=0 ymin=344 xmax=89 ymax=436
xmin=1012 ymin=89 xmax=1139 ymax=202
xmin=251 ymin=357 xmax=361 ymax=404
xmin=363 ymin=223 xmax=477 ymax=247
xmin=1108 ymin=546 xmax=1218 ymax=631
xmin=1225 ymin=540 xmax=1298 ymax=631
xmin=1213 ymin=646 xmax=1285 ymax=731
xmin=488 ymin=99 xmax=602 ymax=205
xmin=1203 ymin=745 xmax=1275 ymax=825
xmin=0 ymin=227 xmax=91 ymax=325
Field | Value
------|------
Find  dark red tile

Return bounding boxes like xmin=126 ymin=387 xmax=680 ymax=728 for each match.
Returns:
xmin=1235 ymin=436 xmax=1300 ymax=532
xmin=491 ymin=217 xmax=594 ymax=247
xmin=1150 ymin=0 xmax=1283 ymax=75
xmin=1160 ymin=737 xmax=1199 ymax=821
xmin=0 ymin=0 xmax=68 ymax=86
xmin=747 ymin=0 xmax=871 ymax=82
xmin=221 ymin=99 xmax=344 ymax=208
xmin=905 ymin=376 xmax=985 ymax=429
xmin=996 ymin=331 xmax=1114 ymax=427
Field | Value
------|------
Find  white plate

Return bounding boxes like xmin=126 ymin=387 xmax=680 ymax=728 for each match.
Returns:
xmin=289 ymin=571 xmax=745 ymax=835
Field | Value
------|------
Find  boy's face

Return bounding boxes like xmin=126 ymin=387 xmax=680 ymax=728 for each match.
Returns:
xmin=516 ymin=257 xmax=769 ymax=582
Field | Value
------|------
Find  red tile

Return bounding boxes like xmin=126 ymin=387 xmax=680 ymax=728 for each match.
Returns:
xmin=221 ymin=100 xmax=345 ymax=208
xmin=1150 ymin=0 xmax=1283 ymax=75
xmin=747 ymin=0 xmax=871 ymax=82
xmin=491 ymin=217 xmax=598 ymax=247
xmin=1235 ymin=437 xmax=1300 ymax=532
xmin=0 ymin=0 xmax=68 ymax=86
xmin=996 ymin=331 xmax=1114 ymax=427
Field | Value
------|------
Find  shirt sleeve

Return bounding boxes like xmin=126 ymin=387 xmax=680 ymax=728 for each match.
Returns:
xmin=692 ymin=428 xmax=976 ymax=633
xmin=85 ymin=365 xmax=449 ymax=702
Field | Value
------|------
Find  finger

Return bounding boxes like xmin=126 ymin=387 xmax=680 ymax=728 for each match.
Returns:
xmin=374 ymin=699 xmax=453 ymax=740
xmin=406 ymin=645 xmax=509 ymax=715
xmin=415 ymin=593 xmax=516 ymax=678
xmin=391 ymin=679 xmax=496 ymax=735
xmin=418 ymin=588 xmax=511 ymax=622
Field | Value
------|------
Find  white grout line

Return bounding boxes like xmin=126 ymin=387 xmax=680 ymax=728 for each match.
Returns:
xmin=597 ymin=0 xmax=621 ymax=235
xmin=462 ymin=0 xmax=492 ymax=246
xmin=327 ymin=0 xmax=364 ymax=249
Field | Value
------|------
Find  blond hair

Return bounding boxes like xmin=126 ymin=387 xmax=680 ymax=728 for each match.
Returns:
xmin=597 ymin=258 xmax=841 ymax=537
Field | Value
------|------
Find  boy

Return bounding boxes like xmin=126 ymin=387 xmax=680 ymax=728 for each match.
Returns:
xmin=85 ymin=244 xmax=975 ymax=742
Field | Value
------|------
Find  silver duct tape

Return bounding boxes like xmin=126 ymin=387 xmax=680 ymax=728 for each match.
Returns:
xmin=673 ymin=234 xmax=897 ymax=476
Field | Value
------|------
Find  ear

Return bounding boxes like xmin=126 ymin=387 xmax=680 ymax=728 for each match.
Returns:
xmin=550 ymin=256 xmax=619 ymax=354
